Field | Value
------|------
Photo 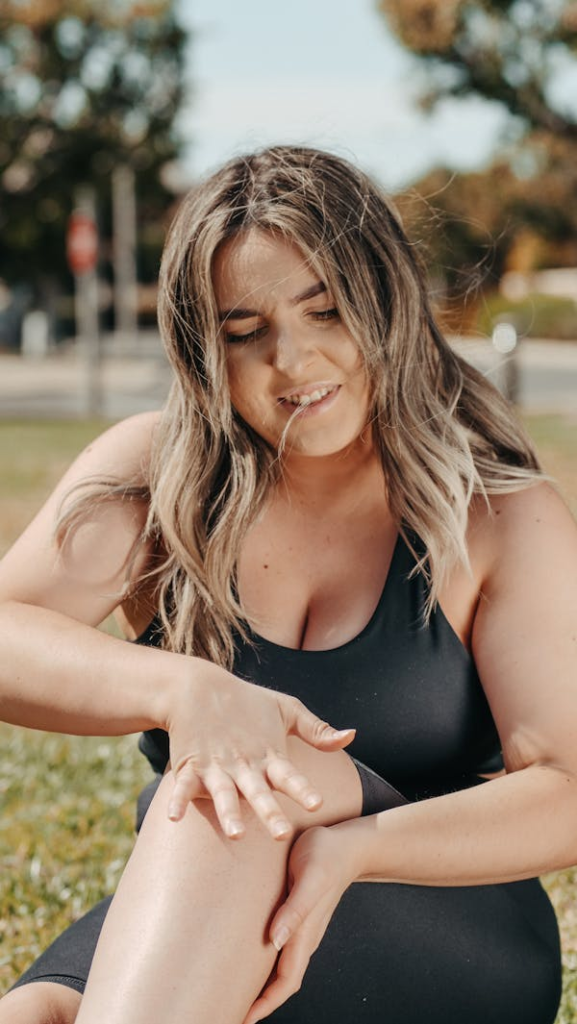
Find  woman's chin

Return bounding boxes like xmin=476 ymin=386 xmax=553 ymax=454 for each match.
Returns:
xmin=276 ymin=429 xmax=371 ymax=462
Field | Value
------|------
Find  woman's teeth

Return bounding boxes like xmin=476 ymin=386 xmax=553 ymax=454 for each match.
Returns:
xmin=285 ymin=386 xmax=336 ymax=408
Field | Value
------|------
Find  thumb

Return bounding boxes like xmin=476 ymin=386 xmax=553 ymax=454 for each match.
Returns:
xmin=269 ymin=871 xmax=319 ymax=951
xmin=290 ymin=702 xmax=356 ymax=750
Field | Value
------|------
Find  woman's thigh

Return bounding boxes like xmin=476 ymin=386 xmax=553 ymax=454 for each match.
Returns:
xmin=4 ymin=741 xmax=363 ymax=1023
xmin=74 ymin=741 xmax=363 ymax=1021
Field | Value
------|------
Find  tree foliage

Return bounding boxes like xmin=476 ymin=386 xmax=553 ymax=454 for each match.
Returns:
xmin=397 ymin=131 xmax=577 ymax=294
xmin=0 ymin=0 xmax=187 ymax=295
xmin=379 ymin=0 xmax=577 ymax=138
xmin=382 ymin=1 xmax=577 ymax=310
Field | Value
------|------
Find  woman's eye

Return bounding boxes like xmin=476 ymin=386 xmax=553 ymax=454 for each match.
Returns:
xmin=311 ymin=308 xmax=339 ymax=321
xmin=225 ymin=326 xmax=266 ymax=344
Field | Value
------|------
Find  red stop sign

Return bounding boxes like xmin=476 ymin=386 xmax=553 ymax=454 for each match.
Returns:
xmin=67 ymin=212 xmax=98 ymax=275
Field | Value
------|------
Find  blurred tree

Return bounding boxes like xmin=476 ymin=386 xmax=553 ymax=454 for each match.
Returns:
xmin=0 ymin=0 xmax=187 ymax=315
xmin=382 ymin=1 xmax=577 ymax=324
xmin=397 ymin=132 xmax=577 ymax=295
xmin=378 ymin=0 xmax=577 ymax=139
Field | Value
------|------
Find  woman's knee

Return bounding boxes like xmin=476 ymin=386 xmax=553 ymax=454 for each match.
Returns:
xmin=146 ymin=740 xmax=363 ymax=845
xmin=0 ymin=982 xmax=81 ymax=1024
xmin=282 ymin=736 xmax=363 ymax=827
xmin=129 ymin=745 xmax=361 ymax=907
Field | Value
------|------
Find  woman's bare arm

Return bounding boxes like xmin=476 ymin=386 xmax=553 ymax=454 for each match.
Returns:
xmin=0 ymin=412 xmax=353 ymax=836
xmin=331 ymin=482 xmax=577 ymax=885
xmin=0 ymin=412 xmax=177 ymax=735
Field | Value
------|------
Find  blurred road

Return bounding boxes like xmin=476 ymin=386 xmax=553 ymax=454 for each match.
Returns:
xmin=0 ymin=335 xmax=576 ymax=419
xmin=452 ymin=337 xmax=577 ymax=415
xmin=0 ymin=335 xmax=172 ymax=419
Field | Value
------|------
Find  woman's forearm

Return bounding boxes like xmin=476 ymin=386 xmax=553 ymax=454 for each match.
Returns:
xmin=338 ymin=764 xmax=577 ymax=886
xmin=0 ymin=599 xmax=179 ymax=736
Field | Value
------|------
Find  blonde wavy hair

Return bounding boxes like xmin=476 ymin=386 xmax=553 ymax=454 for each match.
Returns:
xmin=58 ymin=144 xmax=544 ymax=667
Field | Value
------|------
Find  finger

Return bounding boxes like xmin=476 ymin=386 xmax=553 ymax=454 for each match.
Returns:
xmin=243 ymin=942 xmax=309 ymax=1024
xmin=232 ymin=762 xmax=292 ymax=840
xmin=168 ymin=761 xmax=203 ymax=821
xmin=266 ymin=757 xmax=323 ymax=811
xmin=287 ymin=700 xmax=356 ymax=751
xmin=202 ymin=765 xmax=245 ymax=839
xmin=270 ymin=865 xmax=325 ymax=951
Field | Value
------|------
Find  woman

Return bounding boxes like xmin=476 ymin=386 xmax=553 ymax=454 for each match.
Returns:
xmin=0 ymin=145 xmax=575 ymax=1024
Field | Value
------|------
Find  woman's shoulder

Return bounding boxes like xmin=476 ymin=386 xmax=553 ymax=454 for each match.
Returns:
xmin=468 ymin=481 xmax=577 ymax=591
xmin=68 ymin=409 xmax=162 ymax=487
xmin=0 ymin=412 xmax=164 ymax=624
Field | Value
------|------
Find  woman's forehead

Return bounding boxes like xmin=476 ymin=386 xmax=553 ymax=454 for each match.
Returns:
xmin=212 ymin=228 xmax=325 ymax=314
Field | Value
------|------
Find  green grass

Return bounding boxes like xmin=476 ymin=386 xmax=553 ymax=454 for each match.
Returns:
xmin=524 ymin=414 xmax=577 ymax=463
xmin=523 ymin=414 xmax=577 ymax=522
xmin=0 ymin=728 xmax=150 ymax=985
xmin=0 ymin=416 xmax=576 ymax=1015
xmin=0 ymin=419 xmax=109 ymax=493
xmin=0 ymin=419 xmax=111 ymax=557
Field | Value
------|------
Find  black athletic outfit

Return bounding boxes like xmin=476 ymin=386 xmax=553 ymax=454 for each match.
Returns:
xmin=9 ymin=533 xmax=562 ymax=1022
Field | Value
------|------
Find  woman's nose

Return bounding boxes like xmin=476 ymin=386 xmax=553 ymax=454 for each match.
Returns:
xmin=273 ymin=328 xmax=314 ymax=375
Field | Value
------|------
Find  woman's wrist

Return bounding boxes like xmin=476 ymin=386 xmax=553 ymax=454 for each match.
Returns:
xmin=327 ymin=816 xmax=382 ymax=883
xmin=154 ymin=651 xmax=201 ymax=732
xmin=328 ymin=809 xmax=407 ymax=884
xmin=156 ymin=652 xmax=241 ymax=734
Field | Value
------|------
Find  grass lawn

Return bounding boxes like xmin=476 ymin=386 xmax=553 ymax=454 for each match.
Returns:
xmin=0 ymin=414 xmax=576 ymax=1017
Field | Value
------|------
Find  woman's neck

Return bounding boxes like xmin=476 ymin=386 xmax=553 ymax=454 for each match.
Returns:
xmin=275 ymin=443 xmax=386 ymax=516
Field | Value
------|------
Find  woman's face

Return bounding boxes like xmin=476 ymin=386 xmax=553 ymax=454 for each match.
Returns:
xmin=212 ymin=229 xmax=372 ymax=459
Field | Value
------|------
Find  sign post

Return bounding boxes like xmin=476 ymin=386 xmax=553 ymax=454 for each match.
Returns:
xmin=112 ymin=165 xmax=138 ymax=350
xmin=67 ymin=189 xmax=102 ymax=416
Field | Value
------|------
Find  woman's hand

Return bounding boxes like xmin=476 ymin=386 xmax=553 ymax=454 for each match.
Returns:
xmin=243 ymin=823 xmax=360 ymax=1024
xmin=164 ymin=660 xmax=355 ymax=839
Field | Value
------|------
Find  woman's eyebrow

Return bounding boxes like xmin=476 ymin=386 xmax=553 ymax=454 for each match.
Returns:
xmin=219 ymin=306 xmax=259 ymax=322
xmin=219 ymin=281 xmax=327 ymax=322
xmin=290 ymin=281 xmax=326 ymax=305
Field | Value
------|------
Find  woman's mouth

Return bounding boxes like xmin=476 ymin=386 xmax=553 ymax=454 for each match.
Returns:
xmin=279 ymin=384 xmax=340 ymax=415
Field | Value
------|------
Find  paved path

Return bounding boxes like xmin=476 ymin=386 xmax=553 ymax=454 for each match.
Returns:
xmin=0 ymin=337 xmax=575 ymax=419
xmin=451 ymin=338 xmax=577 ymax=415
xmin=0 ymin=346 xmax=172 ymax=420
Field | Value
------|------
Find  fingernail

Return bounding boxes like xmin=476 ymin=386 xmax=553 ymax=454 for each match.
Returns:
xmin=227 ymin=820 xmax=244 ymax=837
xmin=331 ymin=728 xmax=355 ymax=737
xmin=304 ymin=792 xmax=321 ymax=808
xmin=272 ymin=820 xmax=290 ymax=838
xmin=272 ymin=925 xmax=290 ymax=951
xmin=168 ymin=804 xmax=179 ymax=821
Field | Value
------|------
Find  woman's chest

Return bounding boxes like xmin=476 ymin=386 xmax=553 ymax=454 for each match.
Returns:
xmin=236 ymin=507 xmax=400 ymax=651
xmin=233 ymin=551 xmax=499 ymax=788
xmin=236 ymin=510 xmax=479 ymax=654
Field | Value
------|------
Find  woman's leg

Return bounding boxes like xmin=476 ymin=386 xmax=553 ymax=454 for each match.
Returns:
xmin=72 ymin=738 xmax=362 ymax=1024
xmin=0 ymin=982 xmax=81 ymax=1024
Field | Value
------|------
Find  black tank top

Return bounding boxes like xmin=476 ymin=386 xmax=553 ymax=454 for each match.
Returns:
xmin=137 ymin=533 xmax=502 ymax=800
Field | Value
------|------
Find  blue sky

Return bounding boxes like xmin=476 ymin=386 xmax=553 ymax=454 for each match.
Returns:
xmin=174 ymin=0 xmax=512 ymax=189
